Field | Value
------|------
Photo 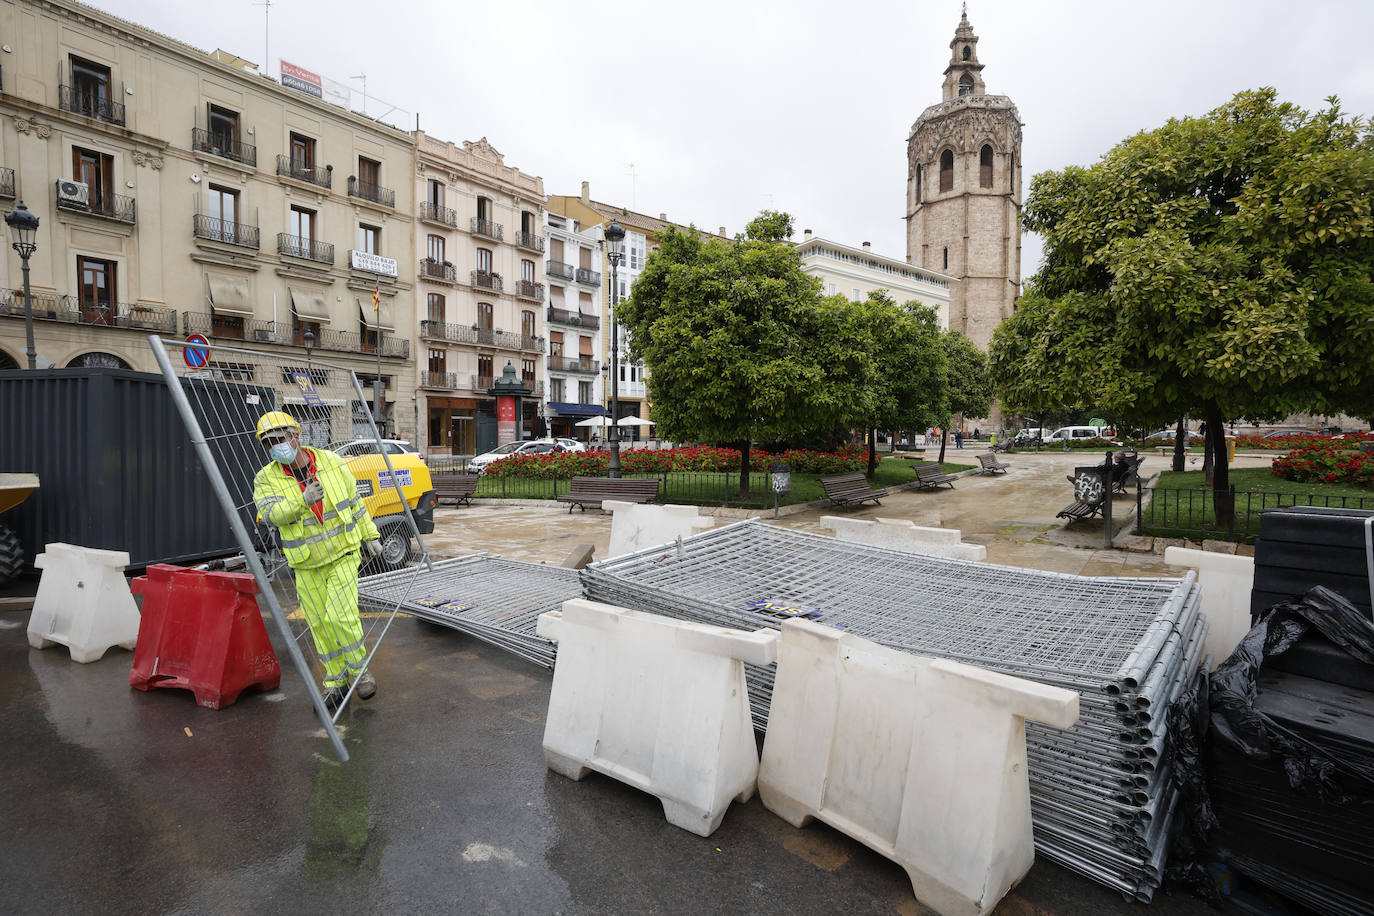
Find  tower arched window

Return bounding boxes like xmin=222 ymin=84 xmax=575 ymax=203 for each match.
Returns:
xmin=961 ymin=46 xmax=971 ymax=61
xmin=980 ymin=145 xmax=994 ymax=188
xmin=939 ymin=150 xmax=954 ymax=192
xmin=958 ymin=74 xmax=973 ymax=96
xmin=915 ymin=164 xmax=922 ymax=202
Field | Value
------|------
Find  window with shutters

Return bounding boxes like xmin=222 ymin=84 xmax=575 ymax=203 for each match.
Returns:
xmin=522 ymin=310 xmax=536 ymax=338
xmin=427 ymin=293 xmax=445 ymax=323
xmin=549 ymin=330 xmax=564 ymax=357
xmin=477 ymin=302 xmax=493 ymax=330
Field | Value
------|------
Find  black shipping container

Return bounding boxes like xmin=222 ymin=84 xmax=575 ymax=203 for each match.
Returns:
xmin=0 ymin=367 xmax=277 ymax=570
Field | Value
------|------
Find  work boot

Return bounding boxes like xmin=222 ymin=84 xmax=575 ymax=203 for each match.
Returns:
xmin=321 ymin=684 xmax=346 ymax=712
xmin=355 ymin=672 xmax=377 ymax=700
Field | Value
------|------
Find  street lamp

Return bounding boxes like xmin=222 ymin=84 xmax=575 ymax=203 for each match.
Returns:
xmin=302 ymin=327 xmax=315 ymax=378
xmin=5 ymin=201 xmax=40 ymax=370
xmin=603 ymin=219 xmax=625 ymax=478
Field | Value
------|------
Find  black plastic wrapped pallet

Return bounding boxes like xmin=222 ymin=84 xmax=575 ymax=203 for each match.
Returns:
xmin=1252 ymin=506 xmax=1374 ymax=622
xmin=0 ymin=367 xmax=277 ymax=570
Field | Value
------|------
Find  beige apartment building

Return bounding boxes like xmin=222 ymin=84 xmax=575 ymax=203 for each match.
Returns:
xmin=413 ymin=132 xmax=544 ymax=456
xmin=0 ymin=0 xmax=417 ymax=440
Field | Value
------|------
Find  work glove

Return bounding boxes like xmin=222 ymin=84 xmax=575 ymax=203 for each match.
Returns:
xmin=302 ymin=479 xmax=324 ymax=506
xmin=363 ymin=538 xmax=383 ymax=559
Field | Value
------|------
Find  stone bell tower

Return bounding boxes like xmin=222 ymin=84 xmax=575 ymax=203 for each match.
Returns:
xmin=906 ymin=9 xmax=1022 ymax=354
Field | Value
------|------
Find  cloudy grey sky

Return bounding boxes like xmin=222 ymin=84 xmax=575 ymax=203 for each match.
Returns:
xmin=91 ymin=0 xmax=1374 ymax=280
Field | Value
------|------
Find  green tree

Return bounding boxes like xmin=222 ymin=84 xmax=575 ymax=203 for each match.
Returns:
xmin=936 ymin=331 xmax=992 ymax=464
xmin=620 ymin=211 xmax=866 ymax=494
xmin=990 ymin=89 xmax=1374 ymax=522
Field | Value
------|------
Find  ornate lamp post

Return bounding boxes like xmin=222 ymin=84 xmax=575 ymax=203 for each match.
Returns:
xmin=5 ymin=201 xmax=40 ymax=370
xmin=603 ymin=219 xmax=625 ymax=478
xmin=302 ymin=327 xmax=315 ymax=378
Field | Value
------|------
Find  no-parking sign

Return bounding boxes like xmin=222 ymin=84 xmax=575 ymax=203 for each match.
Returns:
xmin=183 ymin=334 xmax=210 ymax=368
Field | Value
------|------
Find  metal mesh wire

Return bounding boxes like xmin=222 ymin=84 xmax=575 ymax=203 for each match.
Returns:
xmin=359 ymin=556 xmax=581 ymax=667
xmin=149 ymin=335 xmax=429 ymax=761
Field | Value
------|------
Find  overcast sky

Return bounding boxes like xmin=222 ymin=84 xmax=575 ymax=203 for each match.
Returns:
xmin=91 ymin=0 xmax=1374 ymax=281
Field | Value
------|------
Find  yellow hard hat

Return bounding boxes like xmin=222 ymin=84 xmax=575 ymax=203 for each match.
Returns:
xmin=255 ymin=410 xmax=301 ymax=441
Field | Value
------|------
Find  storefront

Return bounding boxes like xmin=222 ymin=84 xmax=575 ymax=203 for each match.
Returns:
xmin=426 ymin=395 xmax=480 ymax=456
xmin=546 ymin=401 xmax=610 ymax=442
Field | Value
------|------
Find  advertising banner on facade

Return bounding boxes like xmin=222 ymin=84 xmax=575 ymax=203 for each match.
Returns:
xmin=497 ymin=396 xmax=517 ymax=446
xmin=349 ymin=250 xmax=399 ymax=277
xmin=280 ymin=60 xmax=323 ymax=99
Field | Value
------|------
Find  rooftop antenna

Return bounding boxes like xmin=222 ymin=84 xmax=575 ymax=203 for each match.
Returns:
xmin=627 ymin=162 xmax=637 ymax=210
xmin=351 ymin=73 xmax=367 ymax=116
xmin=253 ymin=0 xmax=272 ymax=76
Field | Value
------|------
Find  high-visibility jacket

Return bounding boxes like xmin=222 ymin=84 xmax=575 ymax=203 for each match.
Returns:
xmin=253 ymin=447 xmax=379 ymax=569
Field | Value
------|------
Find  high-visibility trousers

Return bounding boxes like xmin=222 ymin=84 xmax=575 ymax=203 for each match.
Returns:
xmin=296 ymin=551 xmax=367 ymax=689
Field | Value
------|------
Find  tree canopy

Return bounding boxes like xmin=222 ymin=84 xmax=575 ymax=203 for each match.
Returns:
xmin=935 ymin=330 xmax=992 ymax=462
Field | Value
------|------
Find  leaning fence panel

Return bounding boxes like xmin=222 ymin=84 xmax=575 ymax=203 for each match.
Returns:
xmin=148 ymin=334 xmax=430 ymax=761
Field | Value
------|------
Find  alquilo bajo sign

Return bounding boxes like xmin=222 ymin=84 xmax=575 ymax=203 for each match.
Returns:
xmin=350 ymin=250 xmax=398 ymax=277
xmin=280 ymin=60 xmax=323 ymax=99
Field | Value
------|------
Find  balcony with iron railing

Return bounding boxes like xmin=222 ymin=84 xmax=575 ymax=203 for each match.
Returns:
xmin=348 ymin=176 xmax=395 ymax=208
xmin=0 ymin=167 xmax=14 ymax=199
xmin=548 ymin=355 xmax=600 ymax=375
xmin=0 ymin=292 xmax=177 ymax=334
xmin=471 ymin=217 xmax=503 ymax=241
xmin=515 ymin=230 xmax=545 ymax=253
xmin=419 ymin=258 xmax=457 ymax=284
xmin=419 ymin=370 xmax=460 ymax=389
xmin=184 ymin=310 xmax=285 ymax=342
xmin=191 ymin=127 xmax=257 ymax=167
xmin=419 ymin=201 xmax=458 ymax=228
xmin=278 ymin=233 xmax=334 ymax=264
xmin=515 ymin=279 xmax=544 ymax=301
xmin=193 ymin=214 xmax=260 ymax=250
xmin=546 ymin=306 xmax=600 ymax=330
xmin=55 ymin=181 xmax=136 ymax=224
xmin=321 ymin=327 xmax=408 ymax=358
xmin=59 ymin=85 xmax=125 ymax=125
xmin=546 ymin=260 xmax=575 ymax=281
xmin=471 ymin=270 xmax=502 ymax=292
xmin=420 ymin=319 xmax=468 ymax=344
xmin=471 ymin=374 xmax=494 ymax=391
xmin=575 ymin=267 xmax=602 ymax=286
xmin=275 ymin=155 xmax=332 ymax=189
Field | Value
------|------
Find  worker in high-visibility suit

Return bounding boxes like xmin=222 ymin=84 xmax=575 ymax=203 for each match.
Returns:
xmin=252 ymin=411 xmax=383 ymax=710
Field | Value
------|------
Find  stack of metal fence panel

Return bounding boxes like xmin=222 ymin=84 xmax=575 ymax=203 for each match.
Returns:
xmin=359 ymin=556 xmax=580 ymax=667
xmin=580 ymin=521 xmax=1206 ymax=901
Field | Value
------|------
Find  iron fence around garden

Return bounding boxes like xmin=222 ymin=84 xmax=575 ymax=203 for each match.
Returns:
xmin=1135 ymin=484 xmax=1374 ymax=543
xmin=436 ymin=470 xmax=780 ymax=508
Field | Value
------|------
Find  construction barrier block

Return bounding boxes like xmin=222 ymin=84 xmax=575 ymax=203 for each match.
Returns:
xmin=759 ymin=619 xmax=1079 ymax=916
xmin=537 ymin=598 xmax=778 ymax=836
xmin=1164 ymin=546 xmax=1255 ymax=667
xmin=605 ymin=501 xmax=715 ymax=560
xmin=820 ymin=516 xmax=987 ymax=561
xmin=28 ymin=543 xmax=141 ymax=663
xmin=129 ymin=564 xmax=280 ymax=709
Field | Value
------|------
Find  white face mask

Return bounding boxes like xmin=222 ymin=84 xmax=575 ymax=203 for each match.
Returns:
xmin=269 ymin=441 xmax=298 ymax=464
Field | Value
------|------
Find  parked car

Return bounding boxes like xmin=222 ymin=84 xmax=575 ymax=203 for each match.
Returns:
xmin=1143 ymin=429 xmax=1198 ymax=443
xmin=1046 ymin=426 xmax=1119 ymax=444
xmin=466 ymin=439 xmax=561 ymax=474
xmin=328 ymin=438 xmax=420 ymax=459
xmin=554 ymin=438 xmax=588 ymax=453
xmin=1261 ymin=429 xmax=1324 ymax=439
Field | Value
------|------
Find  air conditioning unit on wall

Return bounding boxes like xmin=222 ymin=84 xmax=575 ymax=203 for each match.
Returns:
xmin=56 ymin=179 xmax=90 ymax=208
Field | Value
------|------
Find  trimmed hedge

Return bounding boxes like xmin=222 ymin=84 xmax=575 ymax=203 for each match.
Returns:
xmin=1271 ymin=442 xmax=1374 ymax=487
xmin=485 ymin=444 xmax=867 ymax=479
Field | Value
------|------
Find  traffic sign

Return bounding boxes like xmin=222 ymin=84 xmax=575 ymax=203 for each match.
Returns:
xmin=183 ymin=334 xmax=210 ymax=368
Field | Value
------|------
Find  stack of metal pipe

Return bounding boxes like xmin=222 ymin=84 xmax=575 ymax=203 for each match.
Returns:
xmin=359 ymin=556 xmax=578 ymax=667
xmin=580 ymin=521 xmax=1206 ymax=902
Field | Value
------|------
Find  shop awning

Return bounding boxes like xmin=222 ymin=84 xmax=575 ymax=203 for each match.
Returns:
xmin=547 ymin=402 xmax=610 ymax=417
xmin=358 ymin=297 xmax=395 ymax=333
xmin=289 ymin=286 xmax=332 ymax=324
xmin=205 ymin=273 xmax=253 ymax=317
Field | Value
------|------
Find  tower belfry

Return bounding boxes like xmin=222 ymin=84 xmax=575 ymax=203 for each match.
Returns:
xmin=905 ymin=9 xmax=1022 ymax=358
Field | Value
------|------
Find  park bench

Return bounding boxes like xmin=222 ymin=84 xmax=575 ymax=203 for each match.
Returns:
xmin=819 ymin=473 xmax=890 ymax=508
xmin=894 ymin=450 xmax=928 ymax=462
xmin=1057 ymin=465 xmax=1109 ymax=523
xmin=555 ymin=476 xmax=660 ymax=513
xmin=1113 ymin=452 xmax=1145 ymax=493
xmin=913 ymin=462 xmax=958 ymax=490
xmin=977 ymin=453 xmax=1010 ymax=475
xmin=432 ymin=473 xmax=479 ymax=507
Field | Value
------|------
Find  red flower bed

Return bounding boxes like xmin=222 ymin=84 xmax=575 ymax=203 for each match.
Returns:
xmin=484 ymin=445 xmax=862 ymax=478
xmin=1271 ymin=443 xmax=1374 ymax=487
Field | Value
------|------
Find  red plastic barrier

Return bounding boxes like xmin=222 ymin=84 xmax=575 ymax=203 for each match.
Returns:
xmin=130 ymin=564 xmax=281 ymax=709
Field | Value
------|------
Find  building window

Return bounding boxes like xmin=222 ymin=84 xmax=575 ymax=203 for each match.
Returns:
xmin=939 ymin=150 xmax=954 ymax=192
xmin=428 ymin=179 xmax=444 ymax=208
xmin=476 ymin=196 xmax=491 ymax=221
xmin=290 ymin=205 xmax=315 ymax=242
xmin=579 ymin=335 xmax=593 ymax=368
xmin=521 ymin=210 xmax=536 ymax=234
xmin=521 ymin=259 xmax=535 ymax=283
xmin=289 ymin=132 xmax=314 ymax=171
xmin=206 ymin=185 xmax=239 ymax=241
xmin=549 ymin=330 xmax=564 ymax=358
xmin=915 ymin=164 xmax=922 ymax=203
xmin=207 ymin=104 xmax=239 ymax=151
xmin=550 ymin=378 xmax=566 ymax=401
xmin=522 ymin=310 xmax=536 ymax=338
xmin=427 ymin=234 xmax=445 ymax=263
xmin=77 ymin=255 xmax=116 ymax=321
xmin=579 ymin=291 xmax=593 ymax=314
xmin=959 ymin=73 xmax=974 ymax=96
xmin=579 ymin=246 xmax=592 ymax=270
xmin=477 ymin=354 xmax=493 ymax=382
xmin=358 ymin=224 xmax=380 ymax=254
xmin=551 ymin=238 xmax=565 ymax=262
xmin=980 ymin=145 xmax=994 ymax=188
xmin=578 ymin=380 xmax=592 ymax=404
xmin=962 ymin=46 xmax=971 ymax=61
xmin=476 ymin=247 xmax=492 ymax=274
xmin=943 ymin=247 xmax=949 ymax=270
xmin=427 ymin=293 xmax=445 ymax=323
xmin=70 ymin=55 xmax=113 ymax=117
xmin=521 ymin=359 xmax=536 ymax=384
xmin=477 ymin=302 xmax=493 ymax=330
xmin=428 ymin=348 xmax=446 ymax=374
xmin=72 ymin=146 xmax=114 ymax=208
xmin=357 ymin=156 xmax=380 ymax=188
xmin=852 ymin=288 xmax=861 ymax=301
xmin=550 ymin=285 xmax=565 ymax=307
xmin=826 ymin=282 xmax=837 ymax=296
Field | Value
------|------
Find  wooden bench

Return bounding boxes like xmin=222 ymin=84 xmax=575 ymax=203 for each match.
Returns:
xmin=1057 ymin=468 xmax=1107 ymax=522
xmin=819 ymin=473 xmax=890 ymax=508
xmin=555 ymin=476 xmax=660 ymax=513
xmin=432 ymin=473 xmax=479 ymax=507
xmin=1113 ymin=453 xmax=1145 ymax=493
xmin=913 ymin=462 xmax=958 ymax=490
xmin=977 ymin=453 xmax=1010 ymax=475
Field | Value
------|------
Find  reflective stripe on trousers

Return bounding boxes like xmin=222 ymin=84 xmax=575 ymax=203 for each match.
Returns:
xmin=295 ymin=551 xmax=366 ymax=688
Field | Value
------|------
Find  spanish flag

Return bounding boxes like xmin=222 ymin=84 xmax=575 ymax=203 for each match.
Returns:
xmin=373 ymin=279 xmax=380 ymax=316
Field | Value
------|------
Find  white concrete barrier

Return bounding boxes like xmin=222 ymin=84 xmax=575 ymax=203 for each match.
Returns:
xmin=820 ymin=515 xmax=987 ymax=562
xmin=28 ymin=543 xmax=141 ymax=663
xmin=759 ymin=619 xmax=1079 ymax=916
xmin=537 ymin=598 xmax=778 ymax=836
xmin=1164 ymin=546 xmax=1255 ymax=666
xmin=605 ymin=501 xmax=715 ymax=559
